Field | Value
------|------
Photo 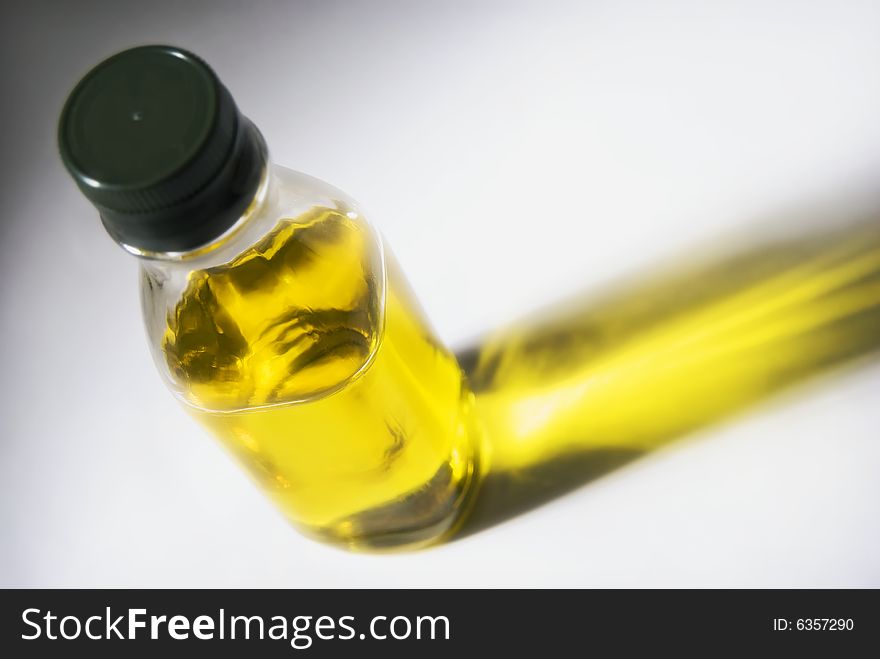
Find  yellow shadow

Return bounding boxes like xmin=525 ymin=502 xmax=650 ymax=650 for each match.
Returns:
xmin=454 ymin=215 xmax=880 ymax=537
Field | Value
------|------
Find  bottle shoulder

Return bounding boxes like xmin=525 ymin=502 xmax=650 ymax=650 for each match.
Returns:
xmin=138 ymin=166 xmax=387 ymax=413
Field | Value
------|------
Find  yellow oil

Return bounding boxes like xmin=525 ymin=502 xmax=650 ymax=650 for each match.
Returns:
xmin=459 ymin=220 xmax=880 ymax=534
xmin=162 ymin=207 xmax=477 ymax=549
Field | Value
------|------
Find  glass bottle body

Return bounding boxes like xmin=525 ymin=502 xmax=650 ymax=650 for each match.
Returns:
xmin=139 ymin=161 xmax=478 ymax=549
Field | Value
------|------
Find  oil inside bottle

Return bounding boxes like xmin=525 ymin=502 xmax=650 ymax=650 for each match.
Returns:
xmin=162 ymin=207 xmax=477 ymax=549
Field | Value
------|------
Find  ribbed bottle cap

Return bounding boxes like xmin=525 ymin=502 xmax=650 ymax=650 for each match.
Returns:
xmin=58 ymin=45 xmax=266 ymax=253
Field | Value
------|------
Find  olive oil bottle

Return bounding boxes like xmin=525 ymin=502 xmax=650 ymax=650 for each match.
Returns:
xmin=59 ymin=46 xmax=478 ymax=549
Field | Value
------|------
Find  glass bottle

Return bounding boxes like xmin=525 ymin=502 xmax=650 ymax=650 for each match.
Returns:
xmin=58 ymin=45 xmax=479 ymax=550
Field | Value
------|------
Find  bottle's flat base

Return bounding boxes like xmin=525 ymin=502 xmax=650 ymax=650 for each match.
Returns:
xmin=296 ymin=440 xmax=484 ymax=553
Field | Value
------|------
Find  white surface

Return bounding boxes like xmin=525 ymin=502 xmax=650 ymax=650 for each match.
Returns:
xmin=2 ymin=0 xmax=879 ymax=587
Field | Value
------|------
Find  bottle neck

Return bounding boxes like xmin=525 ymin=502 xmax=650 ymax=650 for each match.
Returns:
xmin=126 ymin=158 xmax=275 ymax=268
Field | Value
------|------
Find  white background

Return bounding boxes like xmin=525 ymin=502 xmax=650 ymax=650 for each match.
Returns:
xmin=2 ymin=0 xmax=879 ymax=587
